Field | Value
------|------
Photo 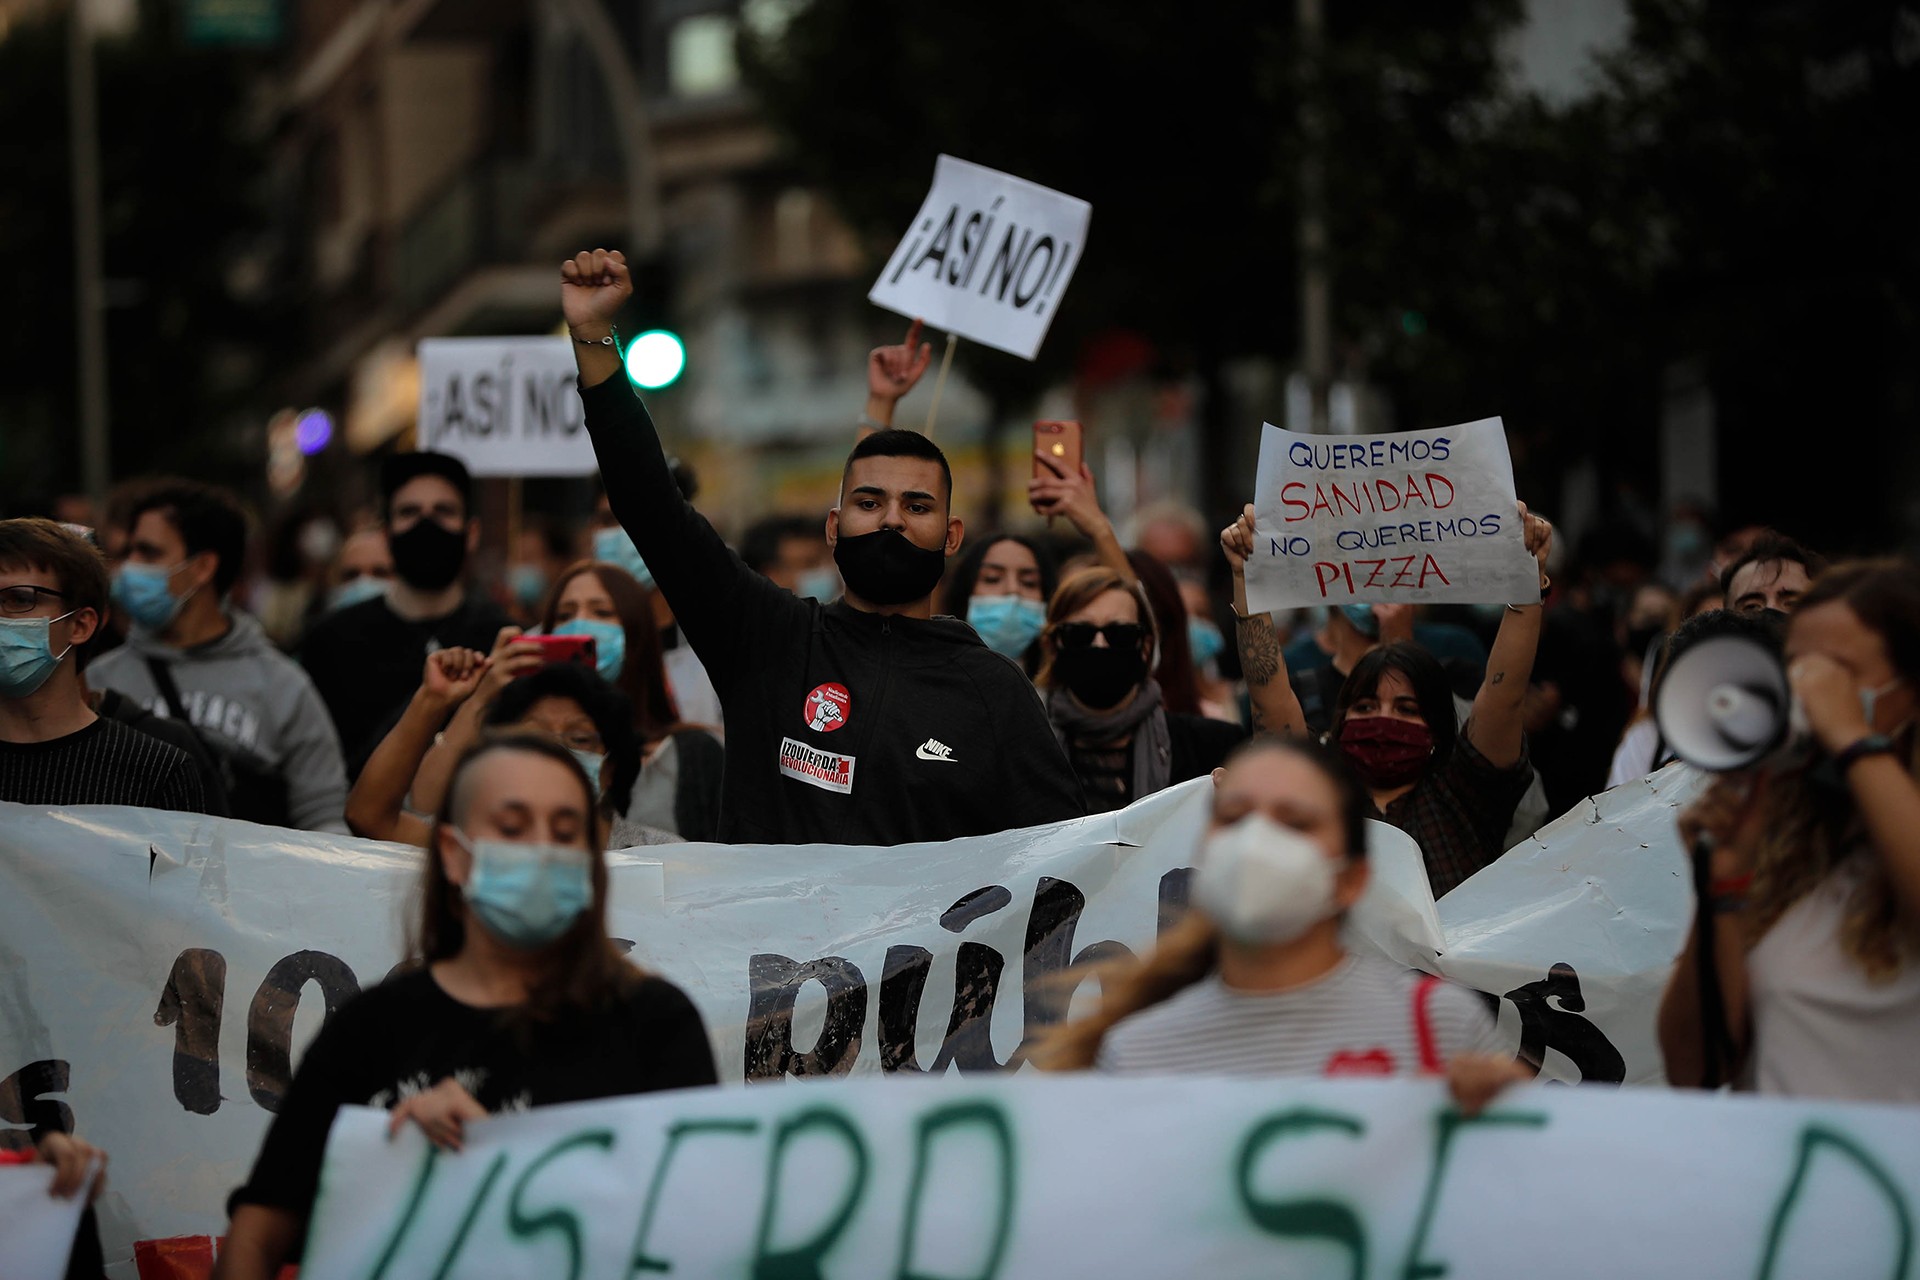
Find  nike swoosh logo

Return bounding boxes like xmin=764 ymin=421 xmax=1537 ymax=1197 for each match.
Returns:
xmin=915 ymin=746 xmax=955 ymax=762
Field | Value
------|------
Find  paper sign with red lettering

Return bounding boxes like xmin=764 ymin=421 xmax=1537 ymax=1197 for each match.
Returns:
xmin=868 ymin=156 xmax=1090 ymax=361
xmin=1243 ymin=418 xmax=1542 ymax=612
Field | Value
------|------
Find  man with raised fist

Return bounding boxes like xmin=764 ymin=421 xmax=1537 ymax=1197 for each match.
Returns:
xmin=562 ymin=248 xmax=1082 ymax=845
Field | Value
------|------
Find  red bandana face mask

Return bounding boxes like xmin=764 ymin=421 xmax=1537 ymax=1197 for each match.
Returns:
xmin=1338 ymin=715 xmax=1433 ymax=789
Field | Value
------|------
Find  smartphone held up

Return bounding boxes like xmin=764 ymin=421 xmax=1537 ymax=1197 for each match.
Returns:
xmin=522 ymin=634 xmax=597 ymax=674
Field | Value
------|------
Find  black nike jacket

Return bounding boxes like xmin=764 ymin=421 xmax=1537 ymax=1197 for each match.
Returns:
xmin=579 ymin=374 xmax=1086 ymax=845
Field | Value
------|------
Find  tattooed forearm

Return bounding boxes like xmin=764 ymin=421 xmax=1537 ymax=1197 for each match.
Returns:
xmin=1236 ymin=612 xmax=1281 ymax=687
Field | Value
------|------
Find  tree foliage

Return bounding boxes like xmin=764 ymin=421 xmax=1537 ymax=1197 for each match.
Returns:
xmin=0 ymin=2 xmax=283 ymax=508
xmin=744 ymin=0 xmax=1918 ymax=545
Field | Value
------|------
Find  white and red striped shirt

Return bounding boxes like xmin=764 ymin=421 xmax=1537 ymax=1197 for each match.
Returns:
xmin=1095 ymin=954 xmax=1498 ymax=1078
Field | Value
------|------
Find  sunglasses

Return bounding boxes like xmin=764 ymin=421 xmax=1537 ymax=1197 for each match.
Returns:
xmin=1053 ymin=621 xmax=1147 ymax=651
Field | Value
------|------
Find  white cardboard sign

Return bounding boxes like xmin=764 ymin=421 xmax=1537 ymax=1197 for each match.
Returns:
xmin=1244 ymin=418 xmax=1542 ymax=612
xmin=0 ymin=766 xmax=1705 ymax=1274
xmin=303 ymin=1077 xmax=1920 ymax=1280
xmin=0 ymin=1165 xmax=94 ymax=1280
xmin=414 ymin=337 xmax=598 ymax=477
xmin=868 ymin=155 xmax=1090 ymax=360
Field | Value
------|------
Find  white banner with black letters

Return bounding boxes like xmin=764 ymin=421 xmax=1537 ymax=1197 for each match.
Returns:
xmin=868 ymin=155 xmax=1091 ymax=360
xmin=415 ymin=336 xmax=597 ymax=477
xmin=0 ymin=766 xmax=1701 ymax=1273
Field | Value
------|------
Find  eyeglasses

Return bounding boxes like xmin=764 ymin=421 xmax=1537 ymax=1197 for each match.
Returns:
xmin=0 ymin=585 xmax=70 ymax=616
xmin=1053 ymin=621 xmax=1147 ymax=651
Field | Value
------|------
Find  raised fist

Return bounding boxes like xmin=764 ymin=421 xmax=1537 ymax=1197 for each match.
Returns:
xmin=561 ymin=249 xmax=632 ymax=332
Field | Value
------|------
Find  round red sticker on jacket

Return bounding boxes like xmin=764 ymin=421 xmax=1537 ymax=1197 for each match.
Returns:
xmin=803 ymin=683 xmax=851 ymax=733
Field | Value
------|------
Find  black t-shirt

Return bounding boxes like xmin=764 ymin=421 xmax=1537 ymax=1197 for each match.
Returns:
xmin=580 ymin=375 xmax=1085 ymax=845
xmin=230 ymin=967 xmax=717 ymax=1233
xmin=299 ymin=595 xmax=512 ymax=773
xmin=0 ymin=715 xmax=209 ymax=812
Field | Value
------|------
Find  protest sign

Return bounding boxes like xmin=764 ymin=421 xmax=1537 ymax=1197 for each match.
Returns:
xmin=1243 ymin=418 xmax=1542 ymax=613
xmin=0 ymin=765 xmax=1701 ymax=1275
xmin=415 ymin=337 xmax=597 ymax=477
xmin=302 ymin=1076 xmax=1920 ymax=1280
xmin=0 ymin=1165 xmax=93 ymax=1280
xmin=868 ymin=156 xmax=1091 ymax=360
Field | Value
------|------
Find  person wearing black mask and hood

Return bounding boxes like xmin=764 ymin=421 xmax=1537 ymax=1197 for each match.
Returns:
xmin=300 ymin=453 xmax=512 ymax=775
xmin=561 ymin=248 xmax=1082 ymax=843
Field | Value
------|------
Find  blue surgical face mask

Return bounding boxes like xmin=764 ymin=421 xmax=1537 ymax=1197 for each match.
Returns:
xmin=1187 ymin=616 xmax=1225 ymax=667
xmin=327 ymin=575 xmax=388 ymax=613
xmin=113 ymin=562 xmax=193 ymax=631
xmin=594 ymin=527 xmax=654 ymax=590
xmin=1860 ymin=676 xmax=1907 ymax=733
xmin=452 ymin=829 xmax=594 ymax=949
xmin=967 ymin=594 xmax=1047 ymax=659
xmin=570 ymin=748 xmax=607 ymax=793
xmin=508 ymin=564 xmax=549 ymax=610
xmin=1338 ymin=603 xmax=1380 ymax=638
xmin=795 ymin=566 xmax=840 ymax=602
xmin=554 ymin=617 xmax=626 ymax=683
xmin=0 ymin=611 xmax=76 ymax=698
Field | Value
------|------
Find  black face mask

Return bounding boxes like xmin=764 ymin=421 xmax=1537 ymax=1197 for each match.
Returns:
xmin=388 ymin=519 xmax=467 ymax=591
xmin=1053 ymin=644 xmax=1149 ymax=710
xmin=832 ymin=528 xmax=947 ymax=607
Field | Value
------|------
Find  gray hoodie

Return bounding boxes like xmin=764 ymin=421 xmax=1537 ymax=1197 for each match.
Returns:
xmin=88 ymin=610 xmax=349 ymax=833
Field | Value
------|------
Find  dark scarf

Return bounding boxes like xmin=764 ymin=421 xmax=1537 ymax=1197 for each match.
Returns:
xmin=1047 ymin=678 xmax=1173 ymax=803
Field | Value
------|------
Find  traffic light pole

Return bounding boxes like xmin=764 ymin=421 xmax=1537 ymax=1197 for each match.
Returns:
xmin=69 ymin=0 xmax=111 ymax=506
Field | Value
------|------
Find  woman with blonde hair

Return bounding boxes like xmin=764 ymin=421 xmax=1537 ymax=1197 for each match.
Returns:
xmin=1037 ymin=734 xmax=1527 ymax=1111
xmin=1659 ymin=558 xmax=1920 ymax=1100
xmin=1039 ymin=564 xmax=1245 ymax=813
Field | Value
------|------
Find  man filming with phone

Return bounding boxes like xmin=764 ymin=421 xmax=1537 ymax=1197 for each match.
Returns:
xmin=563 ymin=249 xmax=1084 ymax=845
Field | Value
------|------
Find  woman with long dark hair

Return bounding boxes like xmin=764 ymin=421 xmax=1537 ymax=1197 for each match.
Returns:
xmin=1660 ymin=559 xmax=1920 ymax=1100
xmin=215 ymin=736 xmax=716 ymax=1278
xmin=541 ymin=560 xmax=723 ymax=841
xmin=942 ymin=534 xmax=1059 ymax=676
xmin=1222 ymin=502 xmax=1553 ymax=897
xmin=1037 ymin=736 xmax=1525 ymax=1108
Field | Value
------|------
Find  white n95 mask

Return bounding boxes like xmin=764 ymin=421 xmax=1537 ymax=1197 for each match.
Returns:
xmin=1191 ymin=814 xmax=1339 ymax=945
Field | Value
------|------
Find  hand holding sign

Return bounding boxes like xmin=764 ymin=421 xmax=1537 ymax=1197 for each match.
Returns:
xmin=1519 ymin=500 xmax=1554 ymax=580
xmin=37 ymin=1132 xmax=106 ymax=1202
xmin=387 ymin=1077 xmax=487 ymax=1153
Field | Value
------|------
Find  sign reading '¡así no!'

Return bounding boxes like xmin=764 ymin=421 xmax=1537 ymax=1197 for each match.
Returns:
xmin=868 ymin=156 xmax=1091 ymax=361
xmin=1243 ymin=418 xmax=1544 ymax=613
xmin=415 ymin=337 xmax=599 ymax=478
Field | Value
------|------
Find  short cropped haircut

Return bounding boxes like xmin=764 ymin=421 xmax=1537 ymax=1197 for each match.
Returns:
xmin=0 ymin=517 xmax=110 ymax=623
xmin=842 ymin=430 xmax=953 ymax=505
xmin=1719 ymin=530 xmax=1827 ymax=602
xmin=128 ymin=481 xmax=251 ymax=597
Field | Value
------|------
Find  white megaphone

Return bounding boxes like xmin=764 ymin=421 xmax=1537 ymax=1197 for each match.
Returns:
xmin=1653 ymin=635 xmax=1791 ymax=772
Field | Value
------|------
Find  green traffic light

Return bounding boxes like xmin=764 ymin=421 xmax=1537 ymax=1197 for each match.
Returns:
xmin=625 ymin=330 xmax=687 ymax=390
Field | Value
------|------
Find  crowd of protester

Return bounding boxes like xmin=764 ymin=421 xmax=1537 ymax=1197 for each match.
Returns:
xmin=3 ymin=247 xmax=1916 ymax=1273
